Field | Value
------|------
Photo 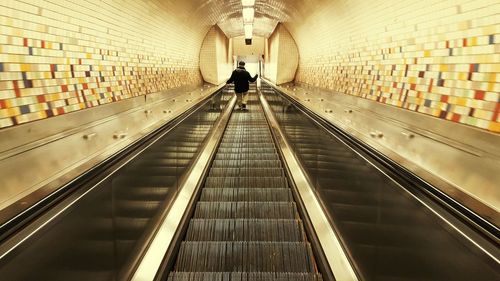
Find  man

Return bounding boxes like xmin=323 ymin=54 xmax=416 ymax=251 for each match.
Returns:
xmin=226 ymin=61 xmax=258 ymax=110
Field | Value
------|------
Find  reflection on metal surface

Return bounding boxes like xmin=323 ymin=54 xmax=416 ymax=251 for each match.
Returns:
xmin=259 ymin=91 xmax=359 ymax=281
xmin=0 ymin=89 xmax=233 ymax=280
xmin=260 ymin=82 xmax=499 ymax=281
xmin=131 ymin=95 xmax=237 ymax=281
xmin=264 ymin=79 xmax=500 ymax=227
xmin=0 ymin=84 xmax=224 ymax=228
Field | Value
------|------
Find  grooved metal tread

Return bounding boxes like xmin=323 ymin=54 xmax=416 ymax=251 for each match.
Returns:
xmin=175 ymin=241 xmax=316 ymax=272
xmin=167 ymin=272 xmax=323 ymax=281
xmin=185 ymin=219 xmax=306 ymax=242
xmin=168 ymin=96 xmax=321 ymax=279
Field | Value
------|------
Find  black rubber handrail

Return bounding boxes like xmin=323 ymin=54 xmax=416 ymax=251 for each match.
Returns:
xmin=0 ymin=86 xmax=225 ymax=243
xmin=262 ymin=81 xmax=500 ymax=252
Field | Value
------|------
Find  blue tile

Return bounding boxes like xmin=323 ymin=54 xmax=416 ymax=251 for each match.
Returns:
xmin=19 ymin=105 xmax=30 ymax=114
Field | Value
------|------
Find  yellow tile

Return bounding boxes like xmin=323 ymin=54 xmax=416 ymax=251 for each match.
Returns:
xmin=489 ymin=122 xmax=500 ymax=133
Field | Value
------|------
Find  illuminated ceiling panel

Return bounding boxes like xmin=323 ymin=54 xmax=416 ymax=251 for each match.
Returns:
xmin=188 ymin=0 xmax=296 ymax=38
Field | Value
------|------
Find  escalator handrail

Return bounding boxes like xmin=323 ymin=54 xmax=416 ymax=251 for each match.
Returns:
xmin=0 ymin=85 xmax=226 ymax=252
xmin=261 ymin=80 xmax=500 ymax=260
xmin=131 ymin=92 xmax=237 ymax=281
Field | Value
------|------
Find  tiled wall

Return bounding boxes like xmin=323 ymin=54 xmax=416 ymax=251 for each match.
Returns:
xmin=200 ymin=25 xmax=233 ymax=85
xmin=265 ymin=24 xmax=299 ymax=85
xmin=0 ymin=0 xmax=212 ymax=129
xmin=286 ymin=0 xmax=500 ymax=133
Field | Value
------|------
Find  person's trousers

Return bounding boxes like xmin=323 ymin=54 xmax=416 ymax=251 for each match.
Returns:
xmin=235 ymin=92 xmax=248 ymax=108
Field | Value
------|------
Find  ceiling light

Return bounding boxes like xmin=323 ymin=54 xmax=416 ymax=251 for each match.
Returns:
xmin=244 ymin=24 xmax=253 ymax=39
xmin=242 ymin=7 xmax=254 ymax=23
xmin=242 ymin=0 xmax=255 ymax=6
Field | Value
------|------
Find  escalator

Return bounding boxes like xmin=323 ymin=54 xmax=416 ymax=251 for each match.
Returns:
xmin=0 ymin=88 xmax=232 ymax=281
xmin=167 ymin=92 xmax=323 ymax=280
xmin=0 ymin=83 xmax=497 ymax=281
xmin=260 ymin=83 xmax=499 ymax=281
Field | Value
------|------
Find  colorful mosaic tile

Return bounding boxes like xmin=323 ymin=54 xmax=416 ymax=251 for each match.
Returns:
xmin=292 ymin=0 xmax=500 ymax=133
xmin=0 ymin=0 xmax=206 ymax=128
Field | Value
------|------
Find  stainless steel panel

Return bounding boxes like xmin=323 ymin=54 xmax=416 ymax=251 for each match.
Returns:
xmin=131 ymin=93 xmax=237 ymax=281
xmin=259 ymin=90 xmax=359 ymax=281
xmin=0 ymin=84 xmax=225 ymax=225
xmin=264 ymin=79 xmax=500 ymax=226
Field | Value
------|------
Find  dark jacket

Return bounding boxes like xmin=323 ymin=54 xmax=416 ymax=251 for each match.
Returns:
xmin=226 ymin=66 xmax=258 ymax=93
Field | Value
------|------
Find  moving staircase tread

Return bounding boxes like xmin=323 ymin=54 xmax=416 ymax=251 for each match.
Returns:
xmin=175 ymin=241 xmax=316 ymax=272
xmin=167 ymin=272 xmax=323 ymax=281
xmin=200 ymin=188 xmax=293 ymax=202
xmin=212 ymin=159 xmax=282 ymax=168
xmin=185 ymin=219 xmax=306 ymax=242
xmin=193 ymin=202 xmax=299 ymax=219
xmin=169 ymin=94 xmax=320 ymax=279
xmin=209 ymin=168 xmax=285 ymax=177
xmin=204 ymin=177 xmax=288 ymax=189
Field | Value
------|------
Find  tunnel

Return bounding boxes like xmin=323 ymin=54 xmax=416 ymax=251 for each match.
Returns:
xmin=0 ymin=0 xmax=498 ymax=280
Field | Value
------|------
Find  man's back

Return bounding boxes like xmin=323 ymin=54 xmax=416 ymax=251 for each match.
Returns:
xmin=227 ymin=66 xmax=258 ymax=93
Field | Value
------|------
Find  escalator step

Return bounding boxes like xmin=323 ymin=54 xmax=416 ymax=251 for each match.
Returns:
xmin=212 ymin=160 xmax=282 ymax=168
xmin=167 ymin=272 xmax=323 ymax=281
xmin=215 ymin=153 xmax=279 ymax=161
xmin=185 ymin=219 xmax=306 ymax=242
xmin=209 ymin=168 xmax=284 ymax=177
xmin=219 ymin=143 xmax=275 ymax=148
xmin=174 ymin=242 xmax=316 ymax=272
xmin=204 ymin=177 xmax=288 ymax=189
xmin=216 ymin=148 xmax=277 ymax=154
xmin=194 ymin=202 xmax=299 ymax=219
xmin=200 ymin=188 xmax=293 ymax=202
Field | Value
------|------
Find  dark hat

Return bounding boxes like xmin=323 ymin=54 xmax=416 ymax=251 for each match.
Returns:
xmin=238 ymin=61 xmax=245 ymax=66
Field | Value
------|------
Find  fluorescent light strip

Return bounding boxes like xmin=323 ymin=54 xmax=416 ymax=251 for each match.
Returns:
xmin=244 ymin=24 xmax=253 ymax=39
xmin=242 ymin=0 xmax=255 ymax=6
xmin=242 ymin=7 xmax=254 ymax=23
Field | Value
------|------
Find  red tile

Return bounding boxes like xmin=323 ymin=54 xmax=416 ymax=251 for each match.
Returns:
xmin=23 ymin=38 xmax=28 ymax=47
xmin=492 ymin=103 xmax=500 ymax=121
xmin=13 ymin=81 xmax=21 ymax=97
xmin=41 ymin=40 xmax=45 ymax=48
xmin=57 ymin=107 xmax=65 ymax=115
xmin=445 ymin=40 xmax=450 ymax=48
xmin=0 ymin=100 xmax=5 ymax=109
xmin=61 ymin=85 xmax=68 ymax=92
xmin=451 ymin=113 xmax=461 ymax=122
xmin=474 ymin=90 xmax=485 ymax=100
xmin=36 ymin=95 xmax=46 ymax=103
xmin=463 ymin=38 xmax=468 ymax=47
xmin=440 ymin=95 xmax=449 ymax=102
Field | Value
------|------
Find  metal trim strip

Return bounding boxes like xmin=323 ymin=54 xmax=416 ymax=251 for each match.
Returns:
xmin=130 ymin=94 xmax=237 ymax=281
xmin=259 ymin=91 xmax=360 ymax=281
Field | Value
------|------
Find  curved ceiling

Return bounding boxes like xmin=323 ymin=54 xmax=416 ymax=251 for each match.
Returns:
xmin=189 ymin=0 xmax=298 ymax=38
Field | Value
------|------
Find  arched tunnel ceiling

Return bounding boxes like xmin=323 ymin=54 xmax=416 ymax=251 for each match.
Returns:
xmin=187 ymin=0 xmax=300 ymax=38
